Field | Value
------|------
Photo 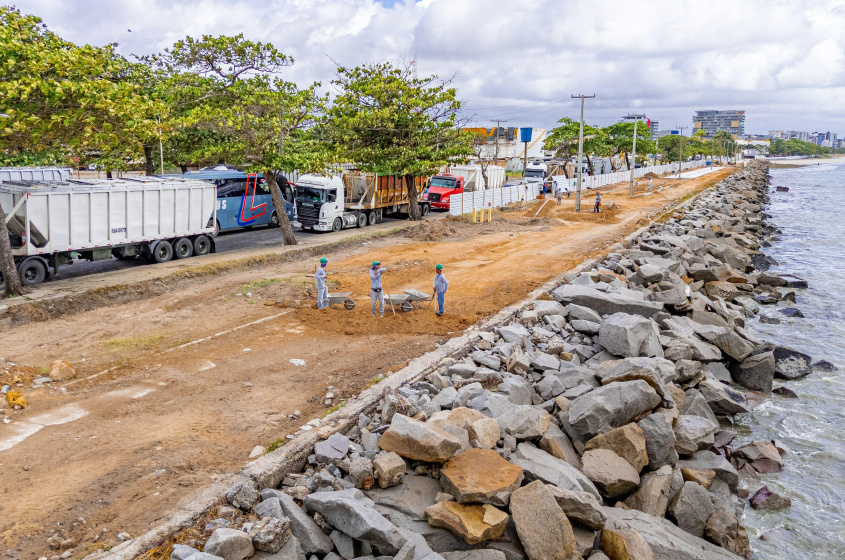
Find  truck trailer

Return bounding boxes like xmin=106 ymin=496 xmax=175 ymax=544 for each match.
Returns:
xmin=0 ymin=167 xmax=72 ymax=182
xmin=0 ymin=176 xmax=217 ymax=289
xmin=294 ymin=172 xmax=427 ymax=232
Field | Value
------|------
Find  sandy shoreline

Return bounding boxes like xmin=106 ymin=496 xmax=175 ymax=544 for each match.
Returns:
xmin=764 ymin=157 xmax=844 ymax=168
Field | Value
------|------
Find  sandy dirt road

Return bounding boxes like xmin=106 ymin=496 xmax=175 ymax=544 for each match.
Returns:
xmin=0 ymin=168 xmax=735 ymax=558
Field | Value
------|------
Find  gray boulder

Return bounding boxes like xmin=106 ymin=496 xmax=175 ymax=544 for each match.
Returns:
xmin=677 ymin=451 xmax=738 ymax=492
xmin=553 ymin=285 xmax=663 ymax=318
xmin=694 ymin=325 xmax=754 ymax=362
xmin=204 ymin=528 xmax=255 ymax=560
xmin=498 ymin=323 xmax=530 ymax=346
xmin=773 ymin=346 xmax=812 ymax=379
xmin=623 ymin=465 xmax=673 ymax=517
xmin=261 ymin=492 xmax=336 ymax=554
xmin=569 ymin=380 xmax=661 ymax=439
xmin=531 ymin=352 xmax=561 ymax=372
xmin=509 ymin=481 xmax=581 ymax=560
xmin=679 ymin=389 xmax=718 ymax=424
xmin=494 ymin=405 xmax=550 ymax=440
xmin=533 ymin=300 xmax=568 ymax=318
xmin=580 ymin=449 xmax=640 ymax=500
xmin=250 ymin=517 xmax=292 ymax=553
xmin=637 ymin=413 xmax=677 ymax=469
xmin=567 ymin=304 xmax=602 ymax=323
xmin=442 ymin=551 xmax=505 ymax=560
xmin=366 ymin=475 xmax=442 ymax=521
xmin=598 ymin=313 xmax=664 ymax=358
xmin=513 ymin=442 xmax=601 ymax=499
xmin=668 ymin=481 xmax=715 ymax=538
xmin=730 ymin=351 xmax=774 ymax=393
xmin=315 ymin=432 xmax=350 ymax=464
xmin=546 ymin=486 xmax=607 ymax=530
xmin=697 ymin=375 xmax=749 ymax=414
xmin=497 ymin=376 xmax=533 ymax=406
xmin=673 ymin=415 xmax=719 ymax=456
xmin=226 ymin=480 xmax=259 ymax=510
xmin=304 ymin=491 xmax=406 ymax=553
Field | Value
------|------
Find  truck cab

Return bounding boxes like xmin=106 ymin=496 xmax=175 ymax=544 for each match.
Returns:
xmin=423 ymin=174 xmax=465 ymax=210
xmin=524 ymin=161 xmax=548 ymax=184
xmin=293 ymin=174 xmax=346 ymax=232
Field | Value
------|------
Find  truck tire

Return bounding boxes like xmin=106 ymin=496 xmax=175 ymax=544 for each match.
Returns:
xmin=367 ymin=211 xmax=377 ymax=226
xmin=18 ymin=258 xmax=47 ymax=286
xmin=356 ymin=213 xmax=366 ymax=228
xmin=420 ymin=203 xmax=430 ymax=216
xmin=332 ymin=217 xmax=342 ymax=232
xmin=174 ymin=238 xmax=193 ymax=259
xmin=210 ymin=219 xmax=221 ymax=238
xmin=193 ymin=235 xmax=212 ymax=256
xmin=152 ymin=240 xmax=174 ymax=263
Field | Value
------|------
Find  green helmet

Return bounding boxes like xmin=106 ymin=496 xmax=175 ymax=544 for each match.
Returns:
xmin=435 ymin=264 xmax=443 ymax=270
xmin=372 ymin=260 xmax=380 ymax=266
xmin=320 ymin=258 xmax=328 ymax=264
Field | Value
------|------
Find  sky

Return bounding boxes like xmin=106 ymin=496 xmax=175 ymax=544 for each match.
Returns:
xmin=16 ymin=0 xmax=845 ymax=136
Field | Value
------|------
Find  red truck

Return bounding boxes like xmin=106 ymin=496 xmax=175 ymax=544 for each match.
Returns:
xmin=422 ymin=174 xmax=465 ymax=210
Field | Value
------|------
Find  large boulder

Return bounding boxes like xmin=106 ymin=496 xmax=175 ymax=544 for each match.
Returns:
xmin=673 ymin=415 xmax=719 ymax=456
xmin=637 ymin=414 xmax=677 ymax=469
xmin=440 ymin=449 xmax=524 ymax=506
xmin=772 ymin=346 xmax=813 ymax=379
xmin=553 ymin=285 xmax=664 ymax=318
xmin=204 ymin=529 xmax=255 ymax=560
xmin=693 ymin=325 xmax=753 ymax=362
xmin=598 ymin=313 xmax=664 ymax=358
xmin=512 ymin=442 xmax=601 ymax=499
xmin=509 ymin=481 xmax=581 ymax=560
xmin=424 ymin=501 xmax=508 ymax=545
xmin=569 ymin=380 xmax=661 ymax=439
xmin=668 ymin=482 xmax=715 ymax=538
xmin=584 ymin=423 xmax=649 ymax=472
xmin=704 ymin=510 xmax=751 ymax=558
xmin=677 ymin=451 xmax=738 ymax=492
xmin=581 ymin=449 xmax=640 ymax=500
xmin=600 ymin=527 xmax=656 ymax=560
xmin=697 ymin=376 xmax=749 ymax=415
xmin=380 ymin=414 xmax=462 ymax=462
xmin=623 ymin=465 xmax=673 ymax=518
xmin=260 ymin=492 xmax=334 ymax=554
xmin=546 ymin=486 xmax=607 ymax=531
xmin=494 ymin=405 xmax=551 ymax=440
xmin=597 ymin=357 xmax=675 ymax=399
xmin=373 ymin=451 xmax=407 ymax=489
xmin=304 ymin=490 xmax=407 ymax=553
xmin=730 ymin=351 xmax=774 ymax=393
xmin=314 ymin=432 xmax=350 ymax=464
xmin=249 ymin=517 xmax=291 ymax=554
xmin=733 ymin=440 xmax=783 ymax=474
xmin=539 ymin=423 xmax=582 ymax=470
xmin=468 ymin=417 xmax=501 ymax=449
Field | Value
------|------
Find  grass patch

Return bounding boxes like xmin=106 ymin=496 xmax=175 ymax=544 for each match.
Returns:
xmin=242 ymin=278 xmax=280 ymax=294
xmin=536 ymin=292 xmax=554 ymax=301
xmin=321 ymin=401 xmax=346 ymax=418
xmin=37 ymin=365 xmax=50 ymax=374
xmin=365 ymin=375 xmax=384 ymax=388
xmin=266 ymin=437 xmax=286 ymax=454
xmin=104 ymin=334 xmax=166 ymax=350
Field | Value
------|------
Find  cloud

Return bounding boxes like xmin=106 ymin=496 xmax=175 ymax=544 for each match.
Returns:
xmin=16 ymin=0 xmax=845 ymax=134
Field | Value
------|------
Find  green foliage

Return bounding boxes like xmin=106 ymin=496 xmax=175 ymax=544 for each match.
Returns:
xmin=769 ymin=138 xmax=829 ymax=157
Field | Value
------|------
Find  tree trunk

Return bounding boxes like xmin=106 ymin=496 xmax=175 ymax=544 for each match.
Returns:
xmin=265 ymin=171 xmax=298 ymax=245
xmin=0 ymin=204 xmax=23 ymax=297
xmin=405 ymin=175 xmax=421 ymax=221
xmin=584 ymin=154 xmax=594 ymax=176
xmin=143 ymin=145 xmax=155 ymax=176
xmin=180 ymin=165 xmax=188 ymax=174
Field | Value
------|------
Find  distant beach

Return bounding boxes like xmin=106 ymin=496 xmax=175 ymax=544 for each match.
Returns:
xmin=764 ymin=156 xmax=845 ymax=168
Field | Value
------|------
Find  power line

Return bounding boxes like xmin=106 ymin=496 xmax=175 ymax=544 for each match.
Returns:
xmin=461 ymin=93 xmax=575 ymax=111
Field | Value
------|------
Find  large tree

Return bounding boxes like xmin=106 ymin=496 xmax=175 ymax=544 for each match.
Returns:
xmin=323 ymin=61 xmax=472 ymax=220
xmin=543 ymin=117 xmax=611 ymax=175
xmin=601 ymin=122 xmax=655 ymax=170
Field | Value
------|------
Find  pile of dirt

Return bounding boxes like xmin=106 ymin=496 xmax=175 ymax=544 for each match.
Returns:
xmin=402 ymin=221 xmax=463 ymax=242
xmin=642 ymin=172 xmax=661 ymax=179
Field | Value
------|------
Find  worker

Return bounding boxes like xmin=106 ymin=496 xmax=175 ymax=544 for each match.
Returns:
xmin=555 ymin=185 xmax=563 ymax=205
xmin=433 ymin=264 xmax=449 ymax=316
xmin=565 ymin=184 xmax=571 ymax=198
xmin=648 ymin=177 xmax=653 ymax=192
xmin=594 ymin=192 xmax=601 ymax=213
xmin=369 ymin=260 xmax=386 ymax=317
xmin=315 ymin=258 xmax=328 ymax=309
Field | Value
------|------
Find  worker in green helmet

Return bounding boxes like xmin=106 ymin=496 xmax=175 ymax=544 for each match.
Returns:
xmin=315 ymin=258 xmax=329 ymax=309
xmin=369 ymin=260 xmax=386 ymax=317
xmin=433 ymin=263 xmax=449 ymax=316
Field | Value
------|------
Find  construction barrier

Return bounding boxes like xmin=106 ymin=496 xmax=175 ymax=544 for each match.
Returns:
xmin=449 ymin=183 xmax=541 ymax=216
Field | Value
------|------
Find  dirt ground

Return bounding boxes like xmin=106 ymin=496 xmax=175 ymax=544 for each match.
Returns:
xmin=0 ymin=168 xmax=736 ymax=558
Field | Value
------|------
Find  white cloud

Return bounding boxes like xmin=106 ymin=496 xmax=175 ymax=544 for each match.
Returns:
xmin=16 ymin=0 xmax=845 ymax=134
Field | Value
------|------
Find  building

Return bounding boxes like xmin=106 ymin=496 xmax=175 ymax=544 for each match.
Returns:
xmin=463 ymin=126 xmax=547 ymax=160
xmin=618 ymin=115 xmax=659 ymax=140
xmin=692 ymin=110 xmax=745 ymax=139
xmin=768 ymin=130 xmax=809 ymax=142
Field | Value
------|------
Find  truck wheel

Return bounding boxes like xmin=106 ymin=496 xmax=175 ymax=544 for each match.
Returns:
xmin=356 ymin=213 xmax=366 ymax=228
xmin=193 ymin=235 xmax=211 ymax=256
xmin=210 ymin=220 xmax=221 ymax=238
xmin=174 ymin=238 xmax=194 ymax=259
xmin=270 ymin=211 xmax=280 ymax=228
xmin=152 ymin=240 xmax=173 ymax=263
xmin=18 ymin=259 xmax=47 ymax=286
xmin=420 ymin=203 xmax=430 ymax=216
xmin=367 ymin=212 xmax=377 ymax=226
xmin=332 ymin=217 xmax=342 ymax=232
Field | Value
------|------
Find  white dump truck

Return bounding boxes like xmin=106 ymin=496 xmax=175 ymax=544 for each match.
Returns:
xmin=0 ymin=176 xmax=217 ymax=288
xmin=0 ymin=167 xmax=72 ymax=182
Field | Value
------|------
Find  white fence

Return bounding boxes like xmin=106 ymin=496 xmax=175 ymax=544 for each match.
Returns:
xmin=571 ymin=160 xmax=707 ymax=190
xmin=449 ymin=183 xmax=541 ymax=216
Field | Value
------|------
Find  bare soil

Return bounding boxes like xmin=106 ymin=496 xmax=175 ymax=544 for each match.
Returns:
xmin=0 ymin=168 xmax=736 ymax=558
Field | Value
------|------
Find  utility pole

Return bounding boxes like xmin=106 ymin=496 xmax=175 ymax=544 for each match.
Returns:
xmin=676 ymin=126 xmax=687 ymax=178
xmin=572 ymin=94 xmax=595 ymax=211
xmin=627 ymin=114 xmax=646 ymax=195
xmin=493 ymin=119 xmax=508 ymax=161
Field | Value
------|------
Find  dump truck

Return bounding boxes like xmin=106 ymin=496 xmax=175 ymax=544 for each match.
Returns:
xmin=294 ymin=172 xmax=427 ymax=231
xmin=423 ymin=165 xmax=506 ymax=211
xmin=0 ymin=167 xmax=71 ymax=182
xmin=0 ymin=176 xmax=217 ymax=288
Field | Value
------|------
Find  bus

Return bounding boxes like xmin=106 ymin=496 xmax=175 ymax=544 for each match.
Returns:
xmin=177 ymin=170 xmax=296 ymax=235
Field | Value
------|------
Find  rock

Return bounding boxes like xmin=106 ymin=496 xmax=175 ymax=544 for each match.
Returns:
xmin=701 ymin=362 xmax=731 ymax=384
xmin=430 ymin=407 xmax=487 ymax=431
xmin=539 ymin=423 xmax=582 ymax=470
xmin=757 ymin=272 xmax=787 ymax=287
xmin=572 ymin=320 xmax=601 ymax=334
xmin=679 ymin=389 xmax=717 ymax=424
xmin=204 ymin=528 xmax=255 ymax=560
xmin=456 ymin=383 xmax=484 ymax=409
xmin=553 ymin=285 xmax=664 ymax=319
xmin=348 ymin=456 xmax=376 ymax=489
xmin=673 ymin=416 xmax=718 ymax=456
xmin=509 ymin=481 xmax=581 ymax=560
xmin=636 ymin=414 xmax=676 ymax=470
xmin=250 ymin=517 xmax=292 ymax=553
xmin=546 ymin=486 xmax=607 ymax=530
xmin=597 ymin=357 xmax=673 ymax=399
xmin=680 ymin=469 xmax=716 ymax=490
xmin=733 ymin=441 xmax=783 ymax=474
xmin=433 ymin=387 xmax=459 ymax=409
xmin=513 ymin=442 xmax=601 ymax=499
xmin=531 ymin=352 xmax=561 ymax=372
xmin=227 ymin=480 xmax=259 ymax=510
xmin=730 ymin=351 xmax=774 ymax=393
xmin=567 ymin=304 xmax=603 ymax=323
xmin=694 ymin=325 xmax=753 ymax=362
xmin=533 ymin=300 xmax=568 ymax=318
xmin=749 ymin=486 xmax=791 ymax=510
xmin=263 ymin=492 xmax=334 ymax=554
xmin=48 ymin=360 xmax=76 ymax=382
xmin=581 ymin=449 xmax=640 ymax=500
xmin=506 ymin=349 xmax=531 ymax=375
xmin=495 ymin=405 xmax=551 ymax=440
xmin=772 ymin=346 xmax=812 ymax=379
xmin=450 ymin=362 xmax=479 ymax=378
xmin=668 ymin=482 xmax=714 ymax=538
xmin=600 ymin=527 xmax=656 ymax=560
xmin=498 ymin=376 xmax=534 ymax=406
xmin=598 ymin=313 xmax=663 ymax=358
xmin=366 ymin=475 xmax=442 ymax=521
xmin=373 ymin=452 xmax=407 ymax=488
xmin=251 ymin=535 xmax=304 ymax=560
xmin=677 ymin=451 xmax=738 ymax=492
xmin=697 ymin=376 xmax=749 ymax=415
xmin=602 ymin=506 xmax=741 ymax=560
xmin=772 ymin=386 xmax=798 ymax=398
xmin=440 ymin=449 xmax=523 ymax=507
xmin=778 ymin=307 xmax=804 ymax=318
xmin=623 ymin=466 xmax=673 ymax=518
xmin=812 ymin=360 xmax=837 ymax=372
xmin=315 ymin=433 xmax=350 ymax=464
xmin=703 ymin=281 xmax=739 ymax=302
xmin=583 ymin=423 xmax=649 ymax=472
xmin=380 ymin=414 xmax=462 ymax=462
xmin=498 ymin=323 xmax=531 ymax=346
xmin=442 ymin=552 xmax=506 ymax=560
xmin=704 ymin=511 xmax=750 ymax=558
xmin=304 ymin=491 xmax=406 ymax=553
xmin=467 ymin=417 xmax=500 ymax=449
xmin=424 ymin=501 xmax=508 ymax=545
xmin=171 ymin=545 xmax=202 ymax=560
xmin=569 ymin=380 xmax=661 ymax=439
xmin=472 ymin=351 xmax=502 ymax=371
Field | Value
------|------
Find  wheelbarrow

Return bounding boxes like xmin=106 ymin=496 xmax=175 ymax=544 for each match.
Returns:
xmin=401 ymin=289 xmax=434 ymax=312
xmin=326 ymin=292 xmax=356 ymax=310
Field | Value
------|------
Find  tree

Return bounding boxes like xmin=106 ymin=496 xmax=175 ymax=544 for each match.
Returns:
xmin=0 ymin=203 xmax=23 ymax=297
xmin=469 ymin=129 xmax=498 ymax=189
xmin=601 ymin=122 xmax=655 ymax=170
xmin=323 ymin=61 xmax=472 ymax=220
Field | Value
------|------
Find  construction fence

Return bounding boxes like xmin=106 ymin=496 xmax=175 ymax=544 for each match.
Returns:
xmin=449 ymin=183 xmax=541 ymax=216
xmin=567 ymin=160 xmax=708 ymax=190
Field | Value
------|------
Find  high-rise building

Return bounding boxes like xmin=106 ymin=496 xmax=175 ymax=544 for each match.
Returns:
xmin=692 ymin=110 xmax=745 ymax=139
xmin=769 ymin=130 xmax=810 ymax=141
xmin=618 ymin=115 xmax=658 ymax=140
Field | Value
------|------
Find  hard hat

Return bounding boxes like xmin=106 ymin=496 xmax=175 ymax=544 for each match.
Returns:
xmin=320 ymin=258 xmax=328 ymax=264
xmin=435 ymin=264 xmax=443 ymax=270
xmin=372 ymin=261 xmax=380 ymax=266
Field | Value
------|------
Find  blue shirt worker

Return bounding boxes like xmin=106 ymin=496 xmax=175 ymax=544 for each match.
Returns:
xmin=369 ymin=261 xmax=386 ymax=317
xmin=433 ymin=264 xmax=449 ymax=316
xmin=315 ymin=258 xmax=328 ymax=309
xmin=594 ymin=192 xmax=601 ymax=213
